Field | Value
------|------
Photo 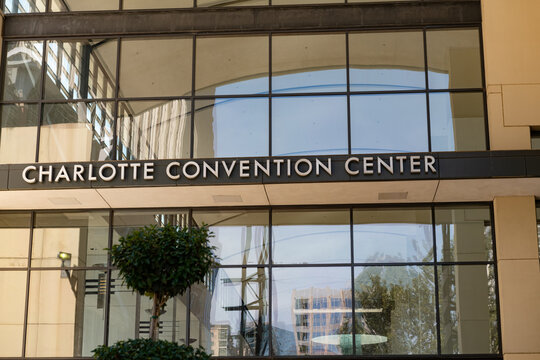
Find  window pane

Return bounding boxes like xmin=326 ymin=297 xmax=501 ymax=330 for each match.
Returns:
xmin=26 ymin=270 xmax=106 ymax=357
xmin=272 ymin=209 xmax=350 ymax=264
xmin=194 ymin=98 xmax=268 ymax=158
xmin=435 ymin=206 xmax=493 ymax=262
xmin=0 ymin=271 xmax=26 ymax=357
xmin=351 ymin=94 xmax=428 ymax=154
xmin=39 ymin=102 xmax=113 ymax=162
xmin=2 ymin=41 xmax=43 ymax=101
xmin=44 ymin=40 xmax=117 ymax=100
xmin=51 ymin=0 xmax=119 ymax=10
xmin=430 ymin=92 xmax=486 ymax=151
xmin=354 ymin=265 xmax=436 ymax=354
xmin=117 ymin=100 xmax=191 ymax=160
xmin=190 ymin=268 xmax=269 ymax=355
xmin=272 ymin=34 xmax=346 ymax=94
xmin=427 ymin=29 xmax=482 ymax=90
xmin=124 ymin=0 xmax=192 ymax=9
xmin=32 ymin=212 xmax=110 ymax=268
xmin=354 ymin=208 xmax=433 ymax=263
xmin=120 ymin=38 xmax=192 ymax=97
xmin=438 ymin=265 xmax=499 ymax=354
xmin=0 ymin=213 xmax=31 ymax=267
xmin=192 ymin=210 xmax=269 ymax=265
xmin=272 ymin=267 xmax=352 ymax=355
xmin=3 ymin=0 xmax=45 ymax=13
xmin=349 ymin=31 xmax=425 ymax=92
xmin=196 ymin=36 xmax=269 ymax=96
xmin=113 ymin=210 xmax=189 ymax=243
xmin=0 ymin=104 xmax=39 ymax=164
xmin=272 ymin=96 xmax=347 ymax=156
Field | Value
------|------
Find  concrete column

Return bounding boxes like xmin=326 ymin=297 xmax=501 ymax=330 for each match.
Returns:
xmin=493 ymin=196 xmax=540 ymax=360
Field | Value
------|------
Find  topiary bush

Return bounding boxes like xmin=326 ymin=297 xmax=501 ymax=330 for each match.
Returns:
xmin=93 ymin=339 xmax=211 ymax=360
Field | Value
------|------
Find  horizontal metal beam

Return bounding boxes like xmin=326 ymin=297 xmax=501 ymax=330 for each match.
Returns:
xmin=3 ymin=0 xmax=481 ymax=39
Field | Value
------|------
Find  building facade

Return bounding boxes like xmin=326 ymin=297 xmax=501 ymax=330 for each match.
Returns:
xmin=0 ymin=0 xmax=539 ymax=359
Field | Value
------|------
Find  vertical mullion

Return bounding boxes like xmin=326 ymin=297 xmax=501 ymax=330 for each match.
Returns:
xmin=186 ymin=209 xmax=193 ymax=347
xmin=346 ymin=32 xmax=351 ymax=155
xmin=112 ymin=38 xmax=122 ymax=161
xmin=489 ymin=204 xmax=503 ymax=355
xmin=423 ymin=28 xmax=432 ymax=153
xmin=349 ymin=208 xmax=356 ymax=354
xmin=432 ymin=206 xmax=442 ymax=355
xmin=119 ymin=0 xmax=123 ymax=10
xmin=35 ymin=40 xmax=48 ymax=163
xmin=45 ymin=0 xmax=50 ymax=11
xmin=190 ymin=35 xmax=196 ymax=159
xmin=268 ymin=209 xmax=273 ymax=356
xmin=21 ymin=211 xmax=35 ymax=357
xmin=477 ymin=25 xmax=490 ymax=150
xmin=268 ymin=33 xmax=272 ymax=157
xmin=103 ymin=209 xmax=114 ymax=346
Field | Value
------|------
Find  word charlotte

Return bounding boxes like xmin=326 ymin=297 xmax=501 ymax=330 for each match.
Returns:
xmin=21 ymin=155 xmax=437 ymax=184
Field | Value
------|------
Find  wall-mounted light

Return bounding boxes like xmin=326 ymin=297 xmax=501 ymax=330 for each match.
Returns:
xmin=58 ymin=251 xmax=72 ymax=278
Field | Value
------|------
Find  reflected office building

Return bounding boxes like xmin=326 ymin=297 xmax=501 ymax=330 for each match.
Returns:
xmin=0 ymin=1 xmax=540 ymax=360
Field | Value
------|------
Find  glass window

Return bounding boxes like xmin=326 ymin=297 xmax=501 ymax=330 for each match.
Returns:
xmin=354 ymin=266 xmax=436 ymax=355
xmin=2 ymin=41 xmax=44 ymax=101
xmin=113 ymin=210 xmax=189 ymax=243
xmin=124 ymin=0 xmax=192 ymax=9
xmin=26 ymin=270 xmax=106 ymax=357
xmin=44 ymin=39 xmax=117 ymax=100
xmin=427 ymin=29 xmax=482 ymax=90
xmin=349 ymin=31 xmax=425 ymax=92
xmin=272 ymin=267 xmax=351 ymax=355
xmin=39 ymin=102 xmax=114 ymax=162
xmin=430 ymin=92 xmax=486 ymax=151
xmin=31 ymin=211 xmax=110 ymax=268
xmin=192 ymin=210 xmax=269 ymax=265
xmin=272 ymin=34 xmax=346 ymax=94
xmin=120 ymin=38 xmax=192 ymax=97
xmin=117 ymin=100 xmax=191 ymax=160
xmin=272 ymin=209 xmax=350 ymax=264
xmin=50 ymin=0 xmax=119 ymax=11
xmin=353 ymin=208 xmax=433 ymax=263
xmin=190 ymin=267 xmax=269 ymax=356
xmin=531 ymin=131 xmax=540 ymax=150
xmin=438 ymin=265 xmax=499 ymax=354
xmin=435 ymin=206 xmax=493 ymax=262
xmin=0 ymin=212 xmax=31 ymax=267
xmin=351 ymin=94 xmax=428 ymax=154
xmin=0 ymin=271 xmax=26 ymax=357
xmin=196 ymin=36 xmax=269 ymax=96
xmin=194 ymin=98 xmax=269 ymax=158
xmin=272 ymin=95 xmax=347 ymax=156
xmin=3 ymin=0 xmax=45 ymax=13
xmin=0 ymin=104 xmax=39 ymax=164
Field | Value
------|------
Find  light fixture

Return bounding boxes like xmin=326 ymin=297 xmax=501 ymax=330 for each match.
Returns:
xmin=58 ymin=251 xmax=72 ymax=278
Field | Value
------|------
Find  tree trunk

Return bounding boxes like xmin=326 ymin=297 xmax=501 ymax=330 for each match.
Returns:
xmin=149 ymin=295 xmax=161 ymax=341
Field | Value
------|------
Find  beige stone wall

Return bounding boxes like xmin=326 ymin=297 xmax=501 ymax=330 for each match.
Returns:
xmin=482 ymin=0 xmax=540 ymax=150
xmin=493 ymin=196 xmax=540 ymax=360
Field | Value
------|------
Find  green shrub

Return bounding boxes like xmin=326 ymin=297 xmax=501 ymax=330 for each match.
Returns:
xmin=93 ymin=339 xmax=211 ymax=360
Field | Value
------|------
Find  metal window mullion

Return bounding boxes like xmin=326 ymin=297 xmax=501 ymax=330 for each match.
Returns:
xmin=103 ymin=209 xmax=114 ymax=346
xmin=432 ymin=206 xmax=442 ymax=355
xmin=489 ymin=204 xmax=503 ymax=355
xmin=190 ymin=35 xmax=196 ymax=159
xmin=112 ymin=38 xmax=122 ymax=161
xmin=35 ymin=40 xmax=48 ymax=163
xmin=349 ymin=208 xmax=356 ymax=354
xmin=268 ymin=209 xmax=273 ymax=356
xmin=423 ymin=28 xmax=432 ymax=153
xmin=346 ymin=32 xmax=352 ymax=155
xmin=21 ymin=211 xmax=35 ymax=357
xmin=268 ymin=33 xmax=272 ymax=157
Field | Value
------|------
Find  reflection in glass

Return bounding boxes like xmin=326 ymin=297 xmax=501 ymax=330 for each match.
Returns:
xmin=0 ymin=213 xmax=31 ymax=267
xmin=31 ymin=212 xmax=110 ymax=268
xmin=0 ymin=104 xmax=39 ymax=164
xmin=272 ymin=267 xmax=351 ymax=355
xmin=108 ymin=272 xmax=188 ymax=344
xmin=438 ymin=265 xmax=499 ymax=354
xmin=354 ymin=266 xmax=436 ymax=354
xmin=3 ymin=0 xmax=45 ymax=13
xmin=197 ymin=0 xmax=268 ymax=7
xmin=435 ymin=206 xmax=493 ymax=262
xmin=39 ymin=102 xmax=113 ymax=162
xmin=427 ymin=29 xmax=482 ymax=90
xmin=272 ymin=0 xmax=341 ymax=5
xmin=113 ymin=210 xmax=189 ymax=244
xmin=124 ymin=0 xmax=192 ymax=9
xmin=117 ymin=100 xmax=191 ymax=160
xmin=194 ymin=98 xmax=268 ymax=158
xmin=0 ymin=271 xmax=26 ymax=357
xmin=44 ymin=39 xmax=117 ymax=100
xmin=190 ymin=268 xmax=269 ymax=356
xmin=272 ymin=34 xmax=346 ymax=94
xmin=196 ymin=36 xmax=269 ymax=96
xmin=192 ymin=210 xmax=269 ymax=265
xmin=354 ymin=208 xmax=433 ymax=263
xmin=272 ymin=209 xmax=350 ymax=264
xmin=2 ymin=41 xmax=43 ymax=101
xmin=350 ymin=94 xmax=428 ymax=153
xmin=272 ymin=96 xmax=347 ymax=156
xmin=26 ymin=270 xmax=106 ymax=357
xmin=349 ymin=31 xmax=425 ymax=92
xmin=120 ymin=38 xmax=192 ymax=97
xmin=430 ymin=92 xmax=486 ymax=151
xmin=50 ymin=0 xmax=119 ymax=11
